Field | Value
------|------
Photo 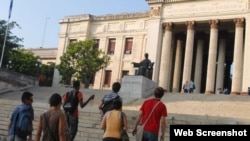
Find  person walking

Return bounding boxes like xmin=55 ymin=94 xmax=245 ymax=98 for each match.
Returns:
xmin=189 ymin=80 xmax=195 ymax=93
xmin=8 ymin=91 xmax=34 ymax=141
xmin=62 ymin=80 xmax=94 ymax=141
xmin=100 ymin=99 xmax=128 ymax=141
xmin=35 ymin=93 xmax=69 ymax=141
xmin=98 ymin=82 xmax=122 ymax=118
xmin=182 ymin=81 xmax=189 ymax=93
xmin=132 ymin=87 xmax=167 ymax=141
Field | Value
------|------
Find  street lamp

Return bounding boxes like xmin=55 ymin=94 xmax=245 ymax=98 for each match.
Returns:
xmin=34 ymin=58 xmax=41 ymax=86
xmin=35 ymin=58 xmax=41 ymax=75
xmin=6 ymin=60 xmax=12 ymax=70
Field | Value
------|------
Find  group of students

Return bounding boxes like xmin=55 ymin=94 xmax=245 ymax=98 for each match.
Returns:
xmin=7 ymin=81 xmax=167 ymax=141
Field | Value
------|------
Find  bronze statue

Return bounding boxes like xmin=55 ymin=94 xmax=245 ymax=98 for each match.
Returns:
xmin=132 ymin=53 xmax=154 ymax=79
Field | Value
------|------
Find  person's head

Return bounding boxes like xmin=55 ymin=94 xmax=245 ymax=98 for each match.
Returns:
xmin=145 ymin=53 xmax=149 ymax=59
xmin=73 ymin=80 xmax=80 ymax=90
xmin=112 ymin=82 xmax=121 ymax=93
xmin=154 ymin=87 xmax=165 ymax=99
xmin=49 ymin=93 xmax=62 ymax=107
xmin=112 ymin=99 xmax=122 ymax=110
xmin=21 ymin=91 xmax=33 ymax=105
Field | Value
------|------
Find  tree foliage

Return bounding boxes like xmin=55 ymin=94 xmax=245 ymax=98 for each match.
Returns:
xmin=8 ymin=48 xmax=40 ymax=76
xmin=56 ymin=39 xmax=110 ymax=88
xmin=39 ymin=62 xmax=55 ymax=86
xmin=0 ymin=20 xmax=23 ymax=66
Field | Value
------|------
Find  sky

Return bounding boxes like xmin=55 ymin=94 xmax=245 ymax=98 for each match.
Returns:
xmin=0 ymin=0 xmax=150 ymax=48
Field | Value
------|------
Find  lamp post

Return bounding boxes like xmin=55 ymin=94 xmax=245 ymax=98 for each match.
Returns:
xmin=6 ymin=60 xmax=12 ymax=70
xmin=35 ymin=58 xmax=41 ymax=86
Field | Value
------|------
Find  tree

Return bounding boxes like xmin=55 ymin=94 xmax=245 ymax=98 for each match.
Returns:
xmin=56 ymin=39 xmax=110 ymax=88
xmin=8 ymin=48 xmax=40 ymax=76
xmin=0 ymin=20 xmax=23 ymax=67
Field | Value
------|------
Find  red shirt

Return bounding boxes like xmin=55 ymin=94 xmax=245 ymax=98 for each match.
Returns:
xmin=140 ymin=98 xmax=167 ymax=135
xmin=63 ymin=91 xmax=83 ymax=117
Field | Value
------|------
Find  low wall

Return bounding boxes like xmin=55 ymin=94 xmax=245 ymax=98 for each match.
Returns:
xmin=0 ymin=69 xmax=37 ymax=87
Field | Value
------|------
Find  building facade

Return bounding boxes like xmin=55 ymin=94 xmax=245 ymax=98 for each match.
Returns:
xmin=53 ymin=0 xmax=250 ymax=95
xmin=26 ymin=47 xmax=57 ymax=64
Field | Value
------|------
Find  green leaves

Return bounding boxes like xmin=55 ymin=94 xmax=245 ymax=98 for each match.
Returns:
xmin=8 ymin=48 xmax=40 ymax=76
xmin=56 ymin=39 xmax=110 ymax=87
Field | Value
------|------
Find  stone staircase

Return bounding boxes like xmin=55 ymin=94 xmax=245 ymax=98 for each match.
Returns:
xmin=0 ymin=96 xmax=146 ymax=141
xmin=0 ymin=99 xmax=142 ymax=141
xmin=2 ymin=86 xmax=250 ymax=141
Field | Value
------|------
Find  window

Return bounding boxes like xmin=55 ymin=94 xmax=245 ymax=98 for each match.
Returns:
xmin=69 ymin=39 xmax=77 ymax=44
xmin=104 ymin=70 xmax=112 ymax=87
xmin=94 ymin=39 xmax=100 ymax=49
xmin=122 ymin=70 xmax=129 ymax=78
xmin=124 ymin=38 xmax=133 ymax=54
xmin=108 ymin=38 xmax=116 ymax=54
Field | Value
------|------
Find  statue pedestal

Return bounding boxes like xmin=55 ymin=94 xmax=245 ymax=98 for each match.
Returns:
xmin=119 ymin=75 xmax=157 ymax=99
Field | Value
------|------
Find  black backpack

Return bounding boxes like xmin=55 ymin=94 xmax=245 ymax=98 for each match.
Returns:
xmin=101 ymin=95 xmax=120 ymax=115
xmin=63 ymin=91 xmax=78 ymax=114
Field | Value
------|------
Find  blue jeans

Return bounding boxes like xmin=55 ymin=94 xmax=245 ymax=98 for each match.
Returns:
xmin=66 ymin=114 xmax=78 ymax=141
xmin=142 ymin=131 xmax=158 ymax=141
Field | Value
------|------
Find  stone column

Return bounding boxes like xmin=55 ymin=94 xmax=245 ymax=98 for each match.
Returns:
xmin=205 ymin=20 xmax=219 ymax=94
xmin=216 ymin=37 xmax=226 ymax=94
xmin=194 ymin=37 xmax=204 ymax=93
xmin=231 ymin=18 xmax=244 ymax=95
xmin=242 ymin=16 xmax=250 ymax=95
xmin=173 ymin=36 xmax=184 ymax=92
xmin=159 ymin=22 xmax=173 ymax=91
xmin=182 ymin=21 xmax=195 ymax=88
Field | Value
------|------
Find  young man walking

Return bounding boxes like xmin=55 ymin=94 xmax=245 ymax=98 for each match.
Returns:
xmin=132 ymin=87 xmax=167 ymax=141
xmin=63 ymin=80 xmax=94 ymax=141
xmin=98 ymin=82 xmax=122 ymax=118
xmin=8 ymin=91 xmax=34 ymax=141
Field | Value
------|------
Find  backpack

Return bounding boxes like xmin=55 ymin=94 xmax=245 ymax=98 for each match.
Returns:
xmin=101 ymin=95 xmax=120 ymax=115
xmin=63 ymin=91 xmax=79 ymax=114
xmin=15 ymin=108 xmax=33 ymax=139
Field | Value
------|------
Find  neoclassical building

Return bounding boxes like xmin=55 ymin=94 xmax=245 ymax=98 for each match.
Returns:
xmin=53 ymin=0 xmax=250 ymax=95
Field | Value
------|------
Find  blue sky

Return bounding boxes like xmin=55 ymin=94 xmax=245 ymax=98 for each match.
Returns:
xmin=0 ymin=0 xmax=149 ymax=48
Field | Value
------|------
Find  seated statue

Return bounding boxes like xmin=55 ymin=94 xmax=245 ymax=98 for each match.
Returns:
xmin=132 ymin=53 xmax=154 ymax=80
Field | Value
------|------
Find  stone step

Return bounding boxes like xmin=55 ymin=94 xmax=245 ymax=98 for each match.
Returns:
xmin=0 ymin=99 xmax=150 ymax=141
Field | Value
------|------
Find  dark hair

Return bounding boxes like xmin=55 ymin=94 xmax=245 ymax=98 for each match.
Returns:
xmin=112 ymin=82 xmax=121 ymax=93
xmin=73 ymin=80 xmax=80 ymax=88
xmin=113 ymin=99 xmax=122 ymax=110
xmin=154 ymin=87 xmax=165 ymax=98
xmin=21 ymin=91 xmax=33 ymax=103
xmin=49 ymin=93 xmax=62 ymax=107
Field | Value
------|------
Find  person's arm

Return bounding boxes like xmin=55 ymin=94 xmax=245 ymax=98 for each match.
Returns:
xmin=27 ymin=122 xmax=33 ymax=141
xmin=58 ymin=114 xmax=66 ymax=141
xmin=123 ymin=112 xmax=128 ymax=131
xmin=100 ymin=112 xmax=108 ymax=130
xmin=35 ymin=116 xmax=42 ymax=141
xmin=98 ymin=102 xmax=104 ymax=110
xmin=98 ymin=102 xmax=104 ymax=116
xmin=132 ymin=111 xmax=143 ymax=136
xmin=160 ymin=116 xmax=166 ymax=141
xmin=80 ymin=94 xmax=95 ymax=108
xmin=7 ymin=121 xmax=12 ymax=135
